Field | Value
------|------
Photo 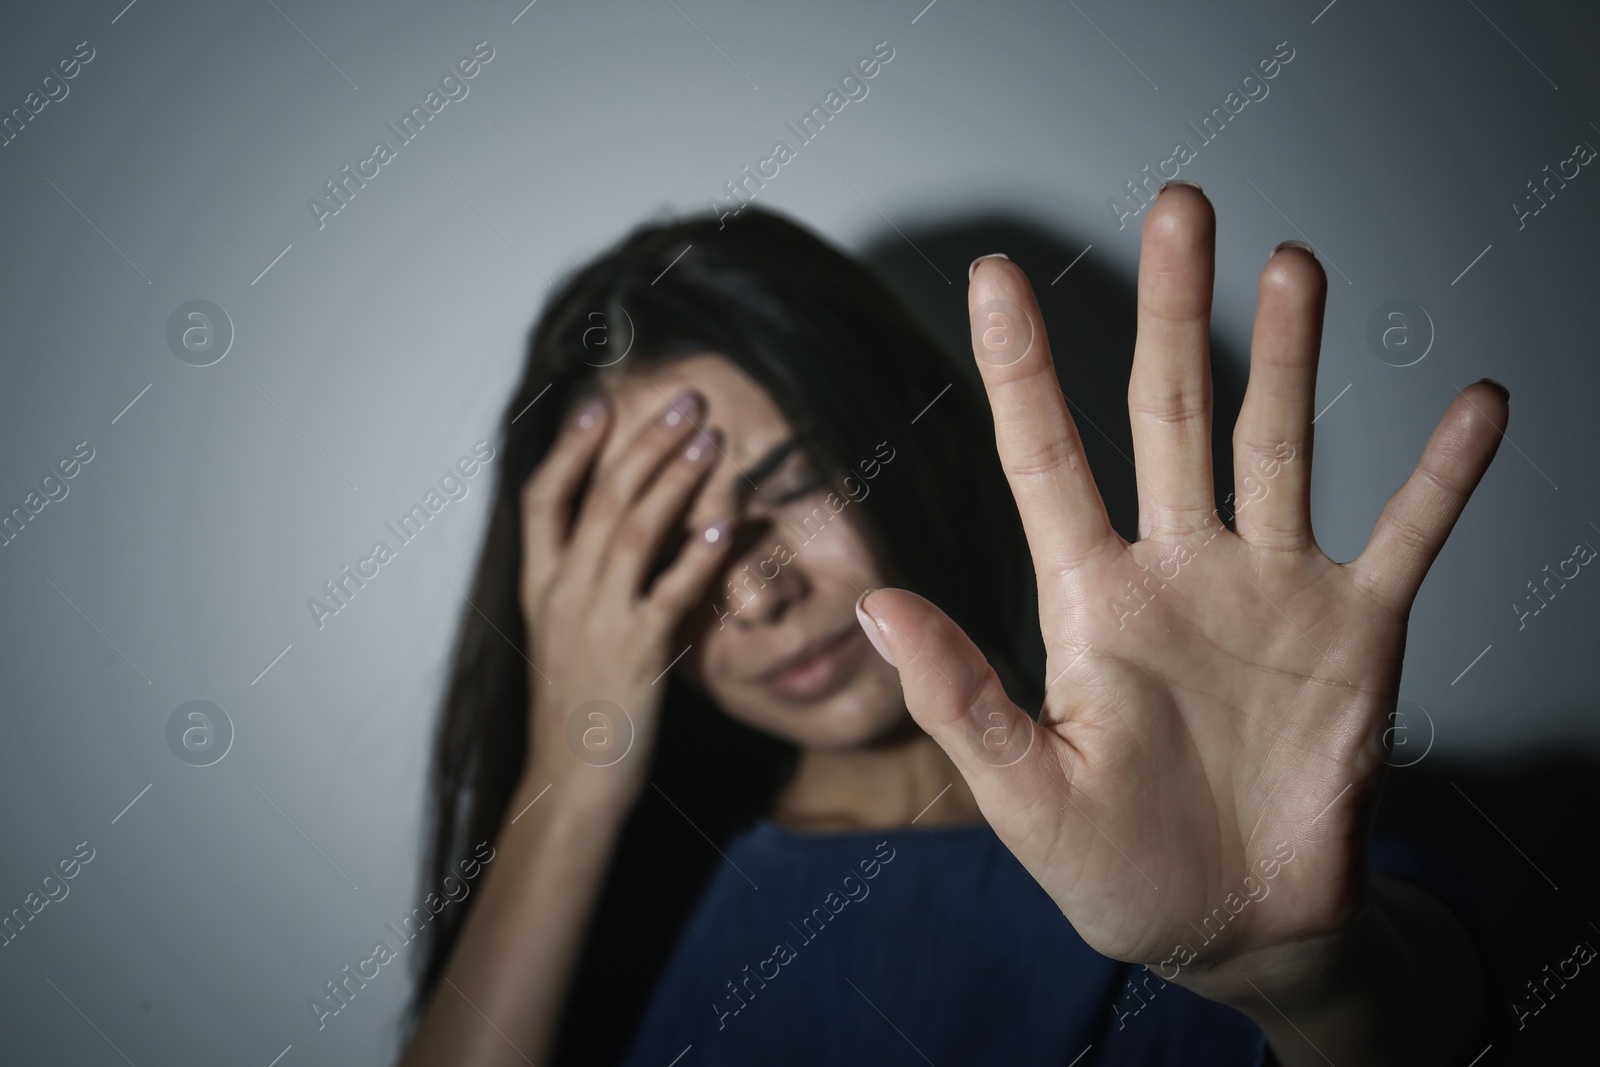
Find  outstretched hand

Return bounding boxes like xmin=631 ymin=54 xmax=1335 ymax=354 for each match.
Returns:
xmin=855 ymin=183 xmax=1503 ymax=1061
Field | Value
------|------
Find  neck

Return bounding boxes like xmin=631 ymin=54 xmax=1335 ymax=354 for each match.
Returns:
xmin=770 ymin=718 xmax=985 ymax=831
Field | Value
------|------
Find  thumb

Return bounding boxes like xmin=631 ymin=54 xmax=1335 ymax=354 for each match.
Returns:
xmin=854 ymin=587 xmax=1043 ymax=785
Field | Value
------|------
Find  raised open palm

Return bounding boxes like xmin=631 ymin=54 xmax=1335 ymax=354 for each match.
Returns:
xmin=856 ymin=183 xmax=1508 ymax=999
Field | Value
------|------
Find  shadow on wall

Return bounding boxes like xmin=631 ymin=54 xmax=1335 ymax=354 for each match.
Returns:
xmin=1376 ymin=750 xmax=1600 ymax=1066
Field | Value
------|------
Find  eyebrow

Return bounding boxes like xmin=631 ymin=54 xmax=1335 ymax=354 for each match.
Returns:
xmin=734 ymin=437 xmax=800 ymax=505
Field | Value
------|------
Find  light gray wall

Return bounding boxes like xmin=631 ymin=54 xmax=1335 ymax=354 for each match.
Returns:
xmin=1 ymin=0 xmax=1595 ymax=1063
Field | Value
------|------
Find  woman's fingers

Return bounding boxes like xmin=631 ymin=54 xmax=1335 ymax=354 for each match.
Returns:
xmin=1127 ymin=184 xmax=1218 ymax=541
xmin=1230 ymin=244 xmax=1325 ymax=551
xmin=603 ymin=425 xmax=724 ymax=602
xmin=645 ymin=495 xmax=735 ymax=624
xmin=968 ymin=256 xmax=1118 ymax=574
xmin=520 ymin=394 xmax=610 ymax=610
xmin=1349 ymin=381 xmax=1509 ymax=613
xmin=564 ymin=389 xmax=705 ymax=588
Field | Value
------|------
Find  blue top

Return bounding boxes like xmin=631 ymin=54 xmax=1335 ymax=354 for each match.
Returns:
xmin=618 ymin=818 xmax=1490 ymax=1066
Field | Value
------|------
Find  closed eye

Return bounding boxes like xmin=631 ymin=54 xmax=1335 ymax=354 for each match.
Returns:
xmin=768 ymin=477 xmax=823 ymax=506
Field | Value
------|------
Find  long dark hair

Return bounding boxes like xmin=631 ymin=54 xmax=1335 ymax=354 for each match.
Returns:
xmin=404 ymin=204 xmax=1045 ymax=1062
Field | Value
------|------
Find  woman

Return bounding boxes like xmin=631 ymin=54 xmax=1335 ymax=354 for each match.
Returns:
xmin=398 ymin=190 xmax=1498 ymax=1066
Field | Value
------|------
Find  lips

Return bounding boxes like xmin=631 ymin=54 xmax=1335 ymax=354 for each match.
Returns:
xmin=754 ymin=624 xmax=866 ymax=702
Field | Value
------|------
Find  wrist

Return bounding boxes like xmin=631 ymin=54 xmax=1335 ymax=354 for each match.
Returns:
xmin=1236 ymin=896 xmax=1402 ymax=1049
xmin=510 ymin=760 xmax=638 ymax=830
xmin=1176 ymin=877 xmax=1486 ymax=1067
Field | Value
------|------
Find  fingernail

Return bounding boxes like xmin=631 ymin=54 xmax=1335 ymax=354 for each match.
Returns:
xmin=1157 ymin=179 xmax=1203 ymax=198
xmin=1476 ymin=376 xmax=1510 ymax=402
xmin=1273 ymin=239 xmax=1315 ymax=257
xmin=570 ymin=395 xmax=605 ymax=430
xmin=855 ymin=588 xmax=897 ymax=667
xmin=663 ymin=389 xmax=701 ymax=426
xmin=703 ymin=517 xmax=730 ymax=545
xmin=684 ymin=426 xmax=721 ymax=462
xmin=968 ymin=253 xmax=1009 ymax=282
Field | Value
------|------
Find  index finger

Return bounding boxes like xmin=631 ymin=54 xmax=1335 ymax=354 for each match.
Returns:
xmin=520 ymin=393 xmax=609 ymax=601
xmin=968 ymin=254 xmax=1118 ymax=571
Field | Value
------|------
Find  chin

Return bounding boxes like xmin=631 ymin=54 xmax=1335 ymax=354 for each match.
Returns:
xmin=729 ymin=676 xmax=909 ymax=750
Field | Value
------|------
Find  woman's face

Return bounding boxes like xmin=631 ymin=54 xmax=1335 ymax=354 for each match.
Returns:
xmin=590 ymin=352 xmax=908 ymax=749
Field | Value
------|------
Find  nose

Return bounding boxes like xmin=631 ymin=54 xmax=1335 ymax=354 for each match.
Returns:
xmin=722 ymin=542 xmax=806 ymax=628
